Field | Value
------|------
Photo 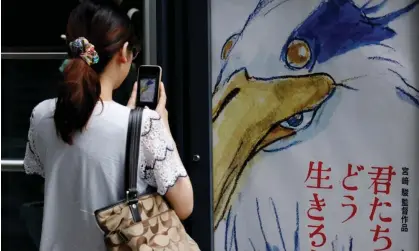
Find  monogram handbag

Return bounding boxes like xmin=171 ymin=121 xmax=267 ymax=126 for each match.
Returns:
xmin=94 ymin=108 xmax=200 ymax=251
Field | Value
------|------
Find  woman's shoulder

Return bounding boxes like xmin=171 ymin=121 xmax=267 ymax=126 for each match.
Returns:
xmin=102 ymin=106 xmax=162 ymax=134
xmin=31 ymin=99 xmax=57 ymax=124
xmin=89 ymin=103 xmax=161 ymax=132
xmin=30 ymin=99 xmax=160 ymax=125
xmin=33 ymin=98 xmax=56 ymax=112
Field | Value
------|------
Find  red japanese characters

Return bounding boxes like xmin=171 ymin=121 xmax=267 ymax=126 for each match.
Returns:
xmin=368 ymin=166 xmax=395 ymax=251
xmin=305 ymin=161 xmax=332 ymax=249
xmin=304 ymin=162 xmax=399 ymax=251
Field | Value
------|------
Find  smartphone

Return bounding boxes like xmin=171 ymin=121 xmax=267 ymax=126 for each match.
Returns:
xmin=136 ymin=65 xmax=162 ymax=109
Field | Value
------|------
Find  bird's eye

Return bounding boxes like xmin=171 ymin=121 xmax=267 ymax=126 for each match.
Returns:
xmin=280 ymin=110 xmax=315 ymax=131
xmin=285 ymin=39 xmax=311 ymax=69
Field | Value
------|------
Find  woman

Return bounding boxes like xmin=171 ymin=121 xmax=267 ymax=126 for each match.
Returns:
xmin=23 ymin=1 xmax=193 ymax=250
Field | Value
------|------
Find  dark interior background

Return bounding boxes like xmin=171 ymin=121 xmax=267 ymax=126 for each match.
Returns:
xmin=1 ymin=1 xmax=78 ymax=51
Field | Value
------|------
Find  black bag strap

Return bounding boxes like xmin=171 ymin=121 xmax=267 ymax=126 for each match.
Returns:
xmin=124 ymin=108 xmax=143 ymax=203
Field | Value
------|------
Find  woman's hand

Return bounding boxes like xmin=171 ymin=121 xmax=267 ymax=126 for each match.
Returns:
xmin=156 ymin=82 xmax=169 ymax=129
xmin=126 ymin=82 xmax=138 ymax=109
xmin=128 ymin=81 xmax=169 ymax=130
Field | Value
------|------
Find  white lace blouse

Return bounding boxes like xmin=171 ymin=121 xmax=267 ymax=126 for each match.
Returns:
xmin=23 ymin=99 xmax=188 ymax=251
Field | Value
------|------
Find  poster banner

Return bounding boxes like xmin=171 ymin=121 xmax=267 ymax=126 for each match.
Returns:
xmin=211 ymin=0 xmax=419 ymax=250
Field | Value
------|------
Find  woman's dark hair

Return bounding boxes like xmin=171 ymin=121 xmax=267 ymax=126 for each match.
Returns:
xmin=54 ymin=0 xmax=137 ymax=144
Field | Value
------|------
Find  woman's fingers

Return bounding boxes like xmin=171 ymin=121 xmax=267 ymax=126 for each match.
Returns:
xmin=127 ymin=81 xmax=138 ymax=109
xmin=157 ymin=82 xmax=167 ymax=110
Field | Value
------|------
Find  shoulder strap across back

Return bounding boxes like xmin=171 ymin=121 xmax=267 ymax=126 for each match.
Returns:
xmin=124 ymin=108 xmax=143 ymax=203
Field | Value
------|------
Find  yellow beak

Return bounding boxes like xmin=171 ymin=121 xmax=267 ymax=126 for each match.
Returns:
xmin=212 ymin=69 xmax=335 ymax=229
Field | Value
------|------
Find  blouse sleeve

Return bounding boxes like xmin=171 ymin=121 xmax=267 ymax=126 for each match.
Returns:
xmin=139 ymin=109 xmax=188 ymax=195
xmin=23 ymin=110 xmax=45 ymax=178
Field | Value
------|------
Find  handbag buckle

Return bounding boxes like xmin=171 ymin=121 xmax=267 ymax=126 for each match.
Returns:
xmin=126 ymin=189 xmax=138 ymax=205
xmin=117 ymin=230 xmax=129 ymax=243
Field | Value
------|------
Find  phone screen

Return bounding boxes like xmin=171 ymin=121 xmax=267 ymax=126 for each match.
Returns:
xmin=136 ymin=65 xmax=162 ymax=109
xmin=139 ymin=78 xmax=157 ymax=102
